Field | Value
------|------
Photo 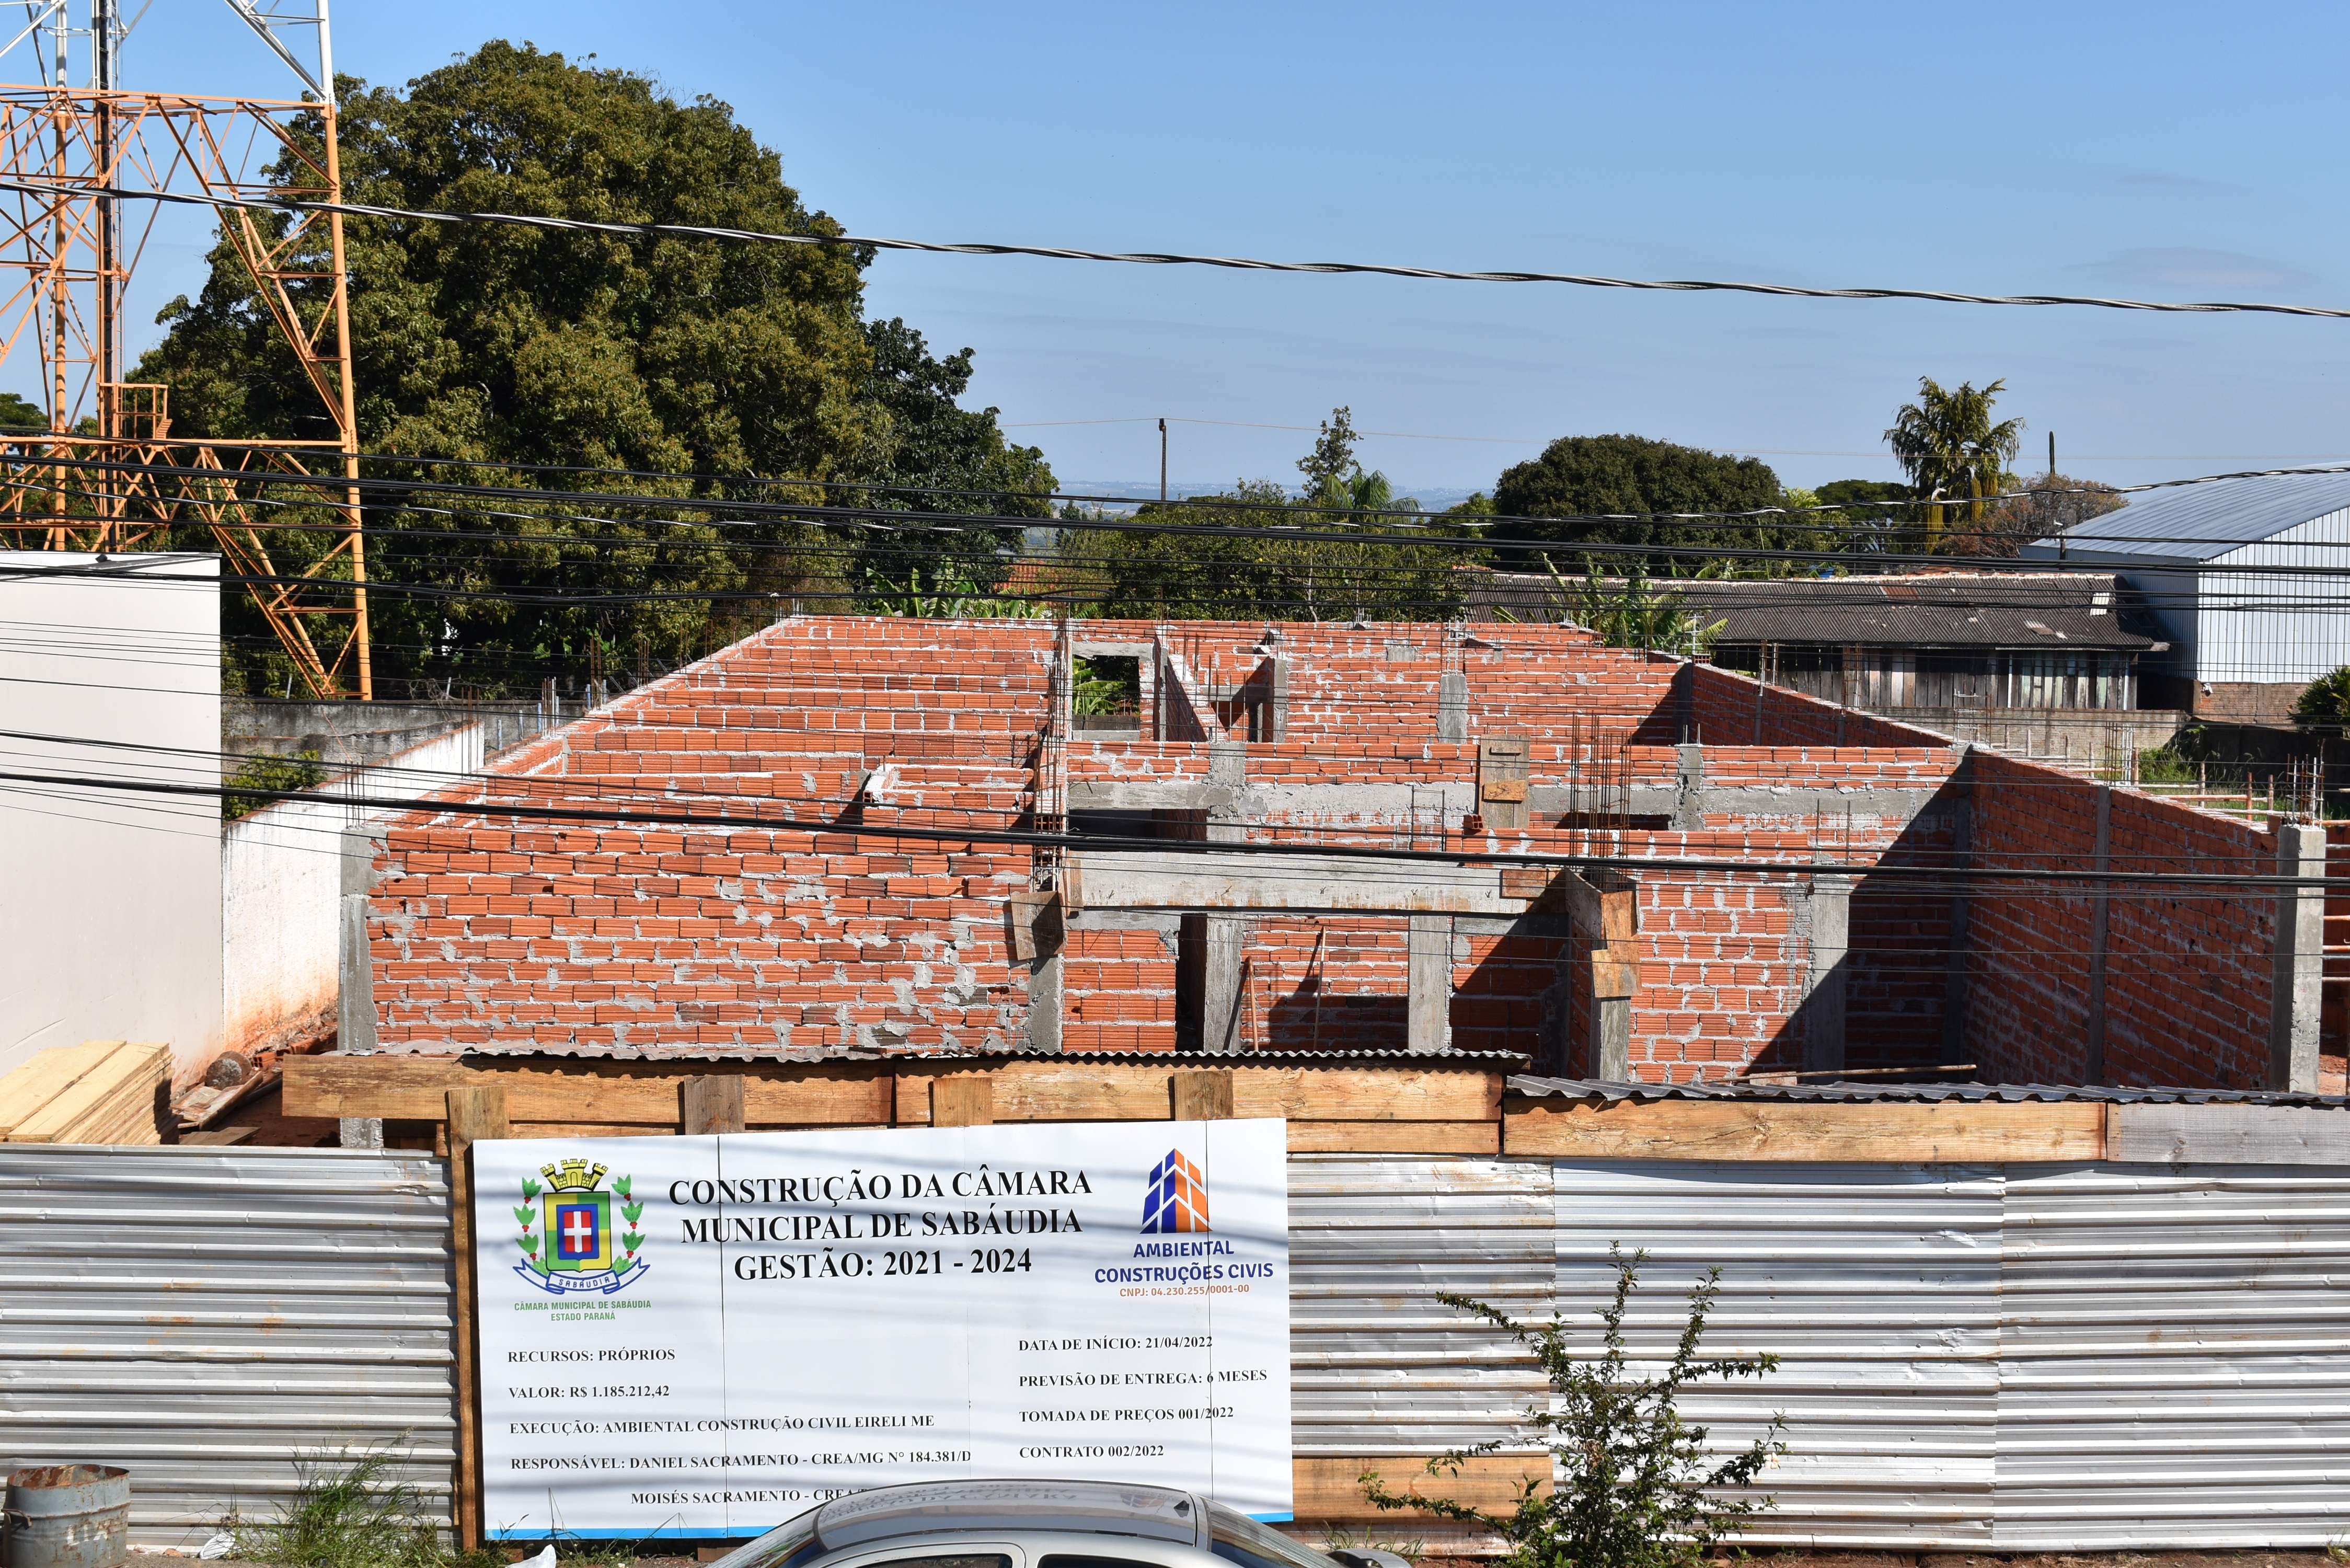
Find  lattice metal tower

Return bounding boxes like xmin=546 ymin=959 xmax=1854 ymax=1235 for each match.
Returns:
xmin=0 ymin=0 xmax=371 ymax=697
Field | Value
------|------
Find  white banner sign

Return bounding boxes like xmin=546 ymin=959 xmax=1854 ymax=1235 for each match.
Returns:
xmin=474 ymin=1119 xmax=1292 ymax=1539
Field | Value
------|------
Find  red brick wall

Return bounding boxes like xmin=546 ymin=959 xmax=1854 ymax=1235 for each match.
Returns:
xmin=1961 ymin=753 xmax=2276 ymax=1088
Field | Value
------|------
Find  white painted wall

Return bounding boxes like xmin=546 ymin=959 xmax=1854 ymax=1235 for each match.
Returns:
xmin=2202 ymin=508 xmax=2350 ymax=683
xmin=0 ymin=551 xmax=221 ymax=1083
xmin=221 ymin=722 xmax=483 ymax=1059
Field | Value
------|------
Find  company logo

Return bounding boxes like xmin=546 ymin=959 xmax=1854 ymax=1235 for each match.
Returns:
xmin=1141 ymin=1149 xmax=1210 ymax=1234
xmin=514 ymin=1158 xmax=648 ymax=1296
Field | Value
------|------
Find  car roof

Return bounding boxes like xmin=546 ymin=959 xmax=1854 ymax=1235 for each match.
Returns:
xmin=813 ymin=1481 xmax=1204 ymax=1551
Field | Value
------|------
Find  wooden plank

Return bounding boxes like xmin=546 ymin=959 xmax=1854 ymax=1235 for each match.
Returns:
xmin=446 ymin=1085 xmax=506 ymax=1554
xmin=681 ymin=1076 xmax=745 ymax=1136
xmin=0 ymin=1040 xmax=128 ymax=1138
xmin=14 ymin=1042 xmax=165 ymax=1144
xmin=284 ymin=1056 xmax=891 ymax=1125
xmin=2109 ymin=1102 xmax=2350 ymax=1164
xmin=1293 ymin=1454 xmax=1547 ymax=1519
xmin=1503 ymin=1097 xmax=2105 ymax=1162
xmin=931 ymin=1076 xmax=994 ymax=1127
xmin=1231 ymin=1067 xmax=1502 ymax=1124
xmin=1005 ymin=890 xmax=1063 ymax=962
xmin=1171 ymin=1070 xmax=1234 ymax=1121
xmin=284 ymin=1054 xmax=1506 ymax=1129
xmin=1285 ymin=1121 xmax=1501 ymax=1156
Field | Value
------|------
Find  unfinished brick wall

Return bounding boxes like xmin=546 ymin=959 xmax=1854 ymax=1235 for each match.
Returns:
xmin=358 ymin=615 xmax=2295 ymax=1090
xmin=1961 ymin=752 xmax=2277 ymax=1087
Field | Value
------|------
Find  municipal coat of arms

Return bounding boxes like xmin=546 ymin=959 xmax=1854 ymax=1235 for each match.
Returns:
xmin=514 ymin=1159 xmax=647 ymax=1295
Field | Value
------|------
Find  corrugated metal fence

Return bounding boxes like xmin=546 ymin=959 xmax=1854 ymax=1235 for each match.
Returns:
xmin=3 ymin=1146 xmax=2342 ymax=1551
xmin=0 ymin=1146 xmax=455 ymax=1548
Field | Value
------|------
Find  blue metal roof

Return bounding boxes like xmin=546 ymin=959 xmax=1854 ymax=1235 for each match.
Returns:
xmin=2023 ymin=471 xmax=2350 ymax=563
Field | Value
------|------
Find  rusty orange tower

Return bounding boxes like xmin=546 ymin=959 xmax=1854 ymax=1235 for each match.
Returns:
xmin=0 ymin=0 xmax=371 ymax=698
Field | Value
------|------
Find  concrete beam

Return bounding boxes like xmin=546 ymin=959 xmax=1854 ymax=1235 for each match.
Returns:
xmin=1069 ymin=847 xmax=1550 ymax=917
xmin=2268 ymin=822 xmax=2324 ymax=1092
xmin=1064 ymin=777 xmax=1945 ymax=823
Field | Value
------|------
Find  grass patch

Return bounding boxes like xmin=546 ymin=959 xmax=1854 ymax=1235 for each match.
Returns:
xmin=231 ymin=1447 xmax=445 ymax=1568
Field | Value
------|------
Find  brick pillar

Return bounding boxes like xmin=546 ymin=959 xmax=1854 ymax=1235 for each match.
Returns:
xmin=2270 ymin=822 xmax=2325 ymax=1091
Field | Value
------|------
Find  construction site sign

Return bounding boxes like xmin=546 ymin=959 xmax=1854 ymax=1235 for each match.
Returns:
xmin=472 ymin=1119 xmax=1293 ymax=1538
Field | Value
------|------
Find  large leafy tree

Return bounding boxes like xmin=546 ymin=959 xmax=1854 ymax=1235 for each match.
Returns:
xmin=1883 ymin=377 xmax=2023 ymax=550
xmin=137 ymin=41 xmax=1046 ymax=695
xmin=1489 ymin=434 xmax=1798 ymax=566
xmin=853 ymin=316 xmax=1056 ymax=608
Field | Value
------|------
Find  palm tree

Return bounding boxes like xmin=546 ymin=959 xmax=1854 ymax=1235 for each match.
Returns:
xmin=1884 ymin=377 xmax=2024 ymax=550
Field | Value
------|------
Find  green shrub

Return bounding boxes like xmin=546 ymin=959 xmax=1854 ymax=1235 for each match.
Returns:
xmin=2296 ymin=666 xmax=2350 ymax=727
xmin=1362 ymin=1243 xmax=1785 ymax=1568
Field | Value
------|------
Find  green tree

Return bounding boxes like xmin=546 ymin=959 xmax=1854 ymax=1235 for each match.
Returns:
xmin=1883 ymin=377 xmax=2023 ymax=550
xmin=1297 ymin=405 xmax=1362 ymax=501
xmin=1362 ymin=1244 xmax=1784 ymax=1568
xmin=1489 ymin=434 xmax=1794 ymax=567
xmin=133 ymin=41 xmax=1045 ymax=695
xmin=851 ymin=316 xmax=1057 ymax=606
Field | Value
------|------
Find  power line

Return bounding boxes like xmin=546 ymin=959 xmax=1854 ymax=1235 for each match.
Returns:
xmin=0 ymin=765 xmax=2331 ymax=890
xmin=21 ymin=177 xmax=2350 ymax=320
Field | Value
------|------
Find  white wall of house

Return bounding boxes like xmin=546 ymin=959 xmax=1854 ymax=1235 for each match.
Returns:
xmin=221 ymin=722 xmax=483 ymax=1059
xmin=0 ymin=551 xmax=222 ymax=1083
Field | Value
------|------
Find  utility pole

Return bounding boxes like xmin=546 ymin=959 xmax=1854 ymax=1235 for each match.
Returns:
xmin=1158 ymin=418 xmax=1167 ymax=504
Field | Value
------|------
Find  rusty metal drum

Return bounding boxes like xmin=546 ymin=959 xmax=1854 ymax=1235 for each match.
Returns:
xmin=3 ymin=1467 xmax=129 ymax=1568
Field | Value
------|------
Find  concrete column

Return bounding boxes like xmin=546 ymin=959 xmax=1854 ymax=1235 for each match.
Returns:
xmin=1202 ymin=917 xmax=1249 ymax=1054
xmin=1024 ymin=948 xmax=1064 ymax=1054
xmin=1593 ymin=993 xmax=1631 ymax=1080
xmin=2083 ymin=785 xmax=2113 ymax=1082
xmin=1802 ymin=874 xmax=1850 ymax=1074
xmin=1407 ymin=915 xmax=1452 ymax=1054
xmin=1672 ymin=742 xmax=1706 ymax=830
xmin=2268 ymin=823 xmax=2325 ymax=1092
xmin=337 ymin=893 xmax=378 ymax=1053
xmin=1938 ymin=748 xmax=1974 ymax=1068
xmin=1437 ymin=671 xmax=1468 ymax=742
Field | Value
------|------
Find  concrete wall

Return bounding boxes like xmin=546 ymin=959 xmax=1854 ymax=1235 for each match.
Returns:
xmin=0 ymin=551 xmax=222 ymax=1083
xmin=222 ymin=723 xmax=485 ymax=1060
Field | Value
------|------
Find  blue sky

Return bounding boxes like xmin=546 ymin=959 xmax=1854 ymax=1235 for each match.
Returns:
xmin=24 ymin=1 xmax=2350 ymax=498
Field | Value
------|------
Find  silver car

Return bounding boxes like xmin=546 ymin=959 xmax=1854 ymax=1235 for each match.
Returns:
xmin=708 ymin=1481 xmax=1408 ymax=1568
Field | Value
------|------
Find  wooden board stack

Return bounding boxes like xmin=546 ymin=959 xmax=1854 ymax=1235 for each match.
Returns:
xmin=0 ymin=1040 xmax=170 ymax=1144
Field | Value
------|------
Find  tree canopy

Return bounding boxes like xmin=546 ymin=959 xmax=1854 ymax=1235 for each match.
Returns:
xmin=1883 ymin=377 xmax=2023 ymax=549
xmin=1059 ymin=409 xmax=1473 ymax=621
xmin=1488 ymin=434 xmax=1794 ymax=563
xmin=135 ymin=40 xmax=1050 ymax=696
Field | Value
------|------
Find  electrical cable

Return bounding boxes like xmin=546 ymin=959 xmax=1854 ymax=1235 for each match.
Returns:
xmin=18 ymin=176 xmax=2350 ymax=320
xmin=0 ymin=765 xmax=2331 ymax=891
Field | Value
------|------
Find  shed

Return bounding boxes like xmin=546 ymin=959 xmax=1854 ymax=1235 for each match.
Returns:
xmin=1469 ymin=569 xmax=2158 ymax=712
xmin=2020 ymin=471 xmax=2350 ymax=722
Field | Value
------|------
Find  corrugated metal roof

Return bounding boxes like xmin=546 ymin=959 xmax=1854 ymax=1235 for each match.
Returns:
xmin=1469 ymin=571 xmax=2152 ymax=650
xmin=2021 ymin=471 xmax=2350 ymax=563
xmin=1508 ymin=1075 xmax=2350 ymax=1108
